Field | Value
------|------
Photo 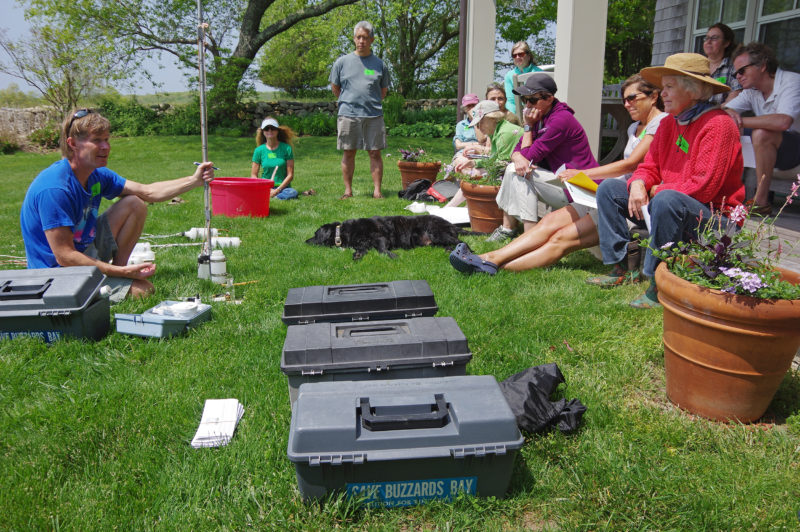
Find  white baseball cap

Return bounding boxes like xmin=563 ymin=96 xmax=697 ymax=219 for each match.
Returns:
xmin=260 ymin=118 xmax=279 ymax=129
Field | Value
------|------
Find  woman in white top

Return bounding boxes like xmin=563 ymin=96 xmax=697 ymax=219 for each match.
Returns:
xmin=455 ymin=74 xmax=667 ymax=272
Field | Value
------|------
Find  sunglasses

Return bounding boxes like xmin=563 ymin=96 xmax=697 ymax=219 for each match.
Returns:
xmin=67 ymin=108 xmax=94 ymax=135
xmin=263 ymin=126 xmax=278 ymax=131
xmin=734 ymin=63 xmax=756 ymax=78
xmin=522 ymin=94 xmax=547 ymax=105
xmin=703 ymin=35 xmax=722 ymax=42
xmin=512 ymin=52 xmax=528 ymax=58
xmin=623 ymin=92 xmax=645 ymax=104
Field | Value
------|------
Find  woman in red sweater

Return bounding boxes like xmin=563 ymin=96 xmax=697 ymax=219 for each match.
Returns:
xmin=588 ymin=53 xmax=745 ymax=308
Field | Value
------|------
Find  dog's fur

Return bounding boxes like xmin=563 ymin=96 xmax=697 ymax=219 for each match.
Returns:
xmin=306 ymin=215 xmax=473 ymax=260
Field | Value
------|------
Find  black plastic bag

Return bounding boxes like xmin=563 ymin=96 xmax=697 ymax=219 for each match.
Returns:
xmin=398 ymin=179 xmax=434 ymax=200
xmin=499 ymin=363 xmax=587 ymax=434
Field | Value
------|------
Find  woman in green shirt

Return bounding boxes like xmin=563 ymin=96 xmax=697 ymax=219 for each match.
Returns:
xmin=251 ymin=117 xmax=298 ymax=199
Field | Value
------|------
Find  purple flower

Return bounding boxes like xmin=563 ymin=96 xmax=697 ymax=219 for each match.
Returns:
xmin=739 ymin=272 xmax=764 ymax=293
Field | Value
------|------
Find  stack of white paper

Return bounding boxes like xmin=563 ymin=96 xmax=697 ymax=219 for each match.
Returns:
xmin=191 ymin=398 xmax=244 ymax=448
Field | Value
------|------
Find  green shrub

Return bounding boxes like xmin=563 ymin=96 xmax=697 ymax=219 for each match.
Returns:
xmin=29 ymin=123 xmax=60 ymax=149
xmin=388 ymin=122 xmax=454 ymax=138
xmin=0 ymin=131 xmax=20 ymax=154
xmin=158 ymin=102 xmax=201 ymax=136
xmin=401 ymin=105 xmax=456 ymax=125
xmin=98 ymin=97 xmax=158 ymax=137
xmin=383 ymin=93 xmax=405 ymax=127
xmin=279 ymin=112 xmax=336 ymax=136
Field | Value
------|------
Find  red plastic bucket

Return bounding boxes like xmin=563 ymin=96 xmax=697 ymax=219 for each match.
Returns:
xmin=210 ymin=177 xmax=273 ymax=217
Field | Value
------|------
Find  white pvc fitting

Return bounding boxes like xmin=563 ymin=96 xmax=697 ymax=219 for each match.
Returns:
xmin=211 ymin=237 xmax=241 ymax=248
xmin=184 ymin=227 xmax=219 ymax=240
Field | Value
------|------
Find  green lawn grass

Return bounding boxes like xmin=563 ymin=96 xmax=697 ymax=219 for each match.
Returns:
xmin=1 ymin=135 xmax=799 ymax=530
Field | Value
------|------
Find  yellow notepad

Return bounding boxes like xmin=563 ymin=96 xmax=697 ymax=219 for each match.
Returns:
xmin=567 ymin=172 xmax=598 ymax=192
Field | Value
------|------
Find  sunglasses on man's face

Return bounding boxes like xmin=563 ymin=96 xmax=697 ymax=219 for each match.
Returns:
xmin=67 ymin=108 xmax=94 ymax=134
xmin=522 ymin=94 xmax=546 ymax=105
xmin=734 ymin=63 xmax=756 ymax=78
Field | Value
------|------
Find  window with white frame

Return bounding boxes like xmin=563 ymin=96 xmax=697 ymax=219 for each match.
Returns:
xmin=690 ymin=0 xmax=800 ymax=72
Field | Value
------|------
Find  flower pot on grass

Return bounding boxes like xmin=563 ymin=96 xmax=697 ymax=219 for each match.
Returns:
xmin=460 ymin=180 xmax=502 ymax=233
xmin=397 ymin=161 xmax=441 ymax=191
xmin=655 ymin=262 xmax=800 ymax=422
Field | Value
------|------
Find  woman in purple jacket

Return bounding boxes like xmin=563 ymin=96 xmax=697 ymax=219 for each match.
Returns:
xmin=490 ymin=73 xmax=598 ymax=241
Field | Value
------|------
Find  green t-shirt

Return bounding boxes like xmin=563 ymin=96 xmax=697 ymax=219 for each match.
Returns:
xmin=252 ymin=142 xmax=294 ymax=185
xmin=475 ymin=120 xmax=524 ymax=168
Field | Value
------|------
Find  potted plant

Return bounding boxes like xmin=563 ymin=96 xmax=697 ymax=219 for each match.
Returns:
xmin=396 ymin=147 xmax=442 ymax=191
xmin=647 ymin=178 xmax=800 ymax=422
xmin=458 ymin=157 xmax=507 ymax=233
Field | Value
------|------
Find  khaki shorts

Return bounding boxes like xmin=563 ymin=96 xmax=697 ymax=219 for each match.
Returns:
xmin=337 ymin=116 xmax=387 ymax=151
xmin=82 ymin=212 xmax=133 ymax=304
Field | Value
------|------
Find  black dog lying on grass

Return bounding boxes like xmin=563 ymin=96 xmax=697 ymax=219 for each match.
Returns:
xmin=306 ymin=215 xmax=477 ymax=260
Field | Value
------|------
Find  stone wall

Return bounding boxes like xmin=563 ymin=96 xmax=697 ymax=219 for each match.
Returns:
xmin=239 ymin=98 xmax=456 ymax=129
xmin=0 ymin=107 xmax=59 ymax=138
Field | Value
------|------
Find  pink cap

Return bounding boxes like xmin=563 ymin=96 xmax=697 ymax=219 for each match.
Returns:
xmin=461 ymin=93 xmax=480 ymax=108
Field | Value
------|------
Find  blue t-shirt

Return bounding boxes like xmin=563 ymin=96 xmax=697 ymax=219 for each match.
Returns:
xmin=329 ymin=52 xmax=390 ymax=117
xmin=20 ymin=158 xmax=126 ymax=268
xmin=453 ymin=118 xmax=479 ymax=149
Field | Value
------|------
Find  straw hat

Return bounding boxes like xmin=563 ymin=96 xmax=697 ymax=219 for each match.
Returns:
xmin=640 ymin=53 xmax=730 ymax=94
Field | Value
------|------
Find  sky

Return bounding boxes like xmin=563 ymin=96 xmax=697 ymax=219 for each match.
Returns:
xmin=0 ymin=2 xmax=242 ymax=95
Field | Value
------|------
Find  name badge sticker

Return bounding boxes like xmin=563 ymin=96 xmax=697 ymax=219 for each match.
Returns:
xmin=364 ymin=68 xmax=376 ymax=76
xmin=676 ymin=135 xmax=689 ymax=154
xmin=267 ymin=152 xmax=277 ymax=159
xmin=91 ymin=182 xmax=101 ymax=197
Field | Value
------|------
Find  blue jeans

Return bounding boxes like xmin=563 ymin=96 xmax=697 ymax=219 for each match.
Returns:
xmin=596 ymin=179 xmax=713 ymax=277
xmin=274 ymin=187 xmax=298 ymax=200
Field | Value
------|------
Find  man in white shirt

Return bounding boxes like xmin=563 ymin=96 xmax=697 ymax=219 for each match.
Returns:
xmin=723 ymin=42 xmax=800 ymax=214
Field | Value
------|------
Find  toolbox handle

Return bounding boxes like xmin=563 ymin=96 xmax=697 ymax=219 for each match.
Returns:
xmin=330 ymin=284 xmax=387 ymax=296
xmin=359 ymin=394 xmax=449 ymax=431
xmin=0 ymin=279 xmax=53 ymax=300
xmin=347 ymin=325 xmax=403 ymax=338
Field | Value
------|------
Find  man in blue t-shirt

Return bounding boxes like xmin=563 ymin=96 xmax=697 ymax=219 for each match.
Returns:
xmin=20 ymin=109 xmax=215 ymax=301
xmin=329 ymin=20 xmax=390 ymax=199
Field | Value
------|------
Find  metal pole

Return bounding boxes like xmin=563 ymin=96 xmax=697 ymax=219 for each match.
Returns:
xmin=196 ymin=0 xmax=212 ymax=277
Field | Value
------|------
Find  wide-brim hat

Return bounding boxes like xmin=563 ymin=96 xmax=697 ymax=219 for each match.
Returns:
xmin=640 ymin=53 xmax=730 ymax=95
xmin=468 ymin=100 xmax=506 ymax=127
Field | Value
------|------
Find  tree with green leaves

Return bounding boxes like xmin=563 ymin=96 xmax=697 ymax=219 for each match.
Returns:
xmin=24 ymin=0 xmax=360 ymax=119
xmin=0 ymin=25 xmax=130 ymax=113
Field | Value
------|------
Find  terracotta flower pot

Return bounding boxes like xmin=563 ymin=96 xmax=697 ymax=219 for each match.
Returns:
xmin=655 ymin=262 xmax=800 ymax=422
xmin=460 ymin=180 xmax=503 ymax=233
xmin=397 ymin=161 xmax=441 ymax=191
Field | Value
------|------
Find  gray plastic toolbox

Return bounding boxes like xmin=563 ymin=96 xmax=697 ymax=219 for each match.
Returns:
xmin=115 ymin=300 xmax=212 ymax=338
xmin=281 ymin=317 xmax=471 ymax=405
xmin=282 ymin=280 xmax=437 ymax=325
xmin=287 ymin=376 xmax=524 ymax=506
xmin=0 ymin=266 xmax=109 ymax=342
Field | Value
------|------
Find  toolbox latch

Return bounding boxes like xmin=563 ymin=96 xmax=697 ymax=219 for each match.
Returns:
xmin=350 ymin=315 xmax=369 ymax=322
xmin=432 ymin=361 xmax=454 ymax=368
xmin=404 ymin=311 xmax=423 ymax=318
xmin=367 ymin=364 xmax=389 ymax=373
xmin=451 ymin=445 xmax=507 ymax=458
xmin=38 ymin=309 xmax=72 ymax=317
xmin=301 ymin=369 xmax=323 ymax=376
xmin=309 ymin=453 xmax=365 ymax=466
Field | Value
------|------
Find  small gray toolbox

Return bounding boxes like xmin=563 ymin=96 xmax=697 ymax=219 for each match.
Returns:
xmin=282 ymin=280 xmax=437 ymax=325
xmin=115 ymin=300 xmax=211 ymax=338
xmin=281 ymin=317 xmax=471 ymax=405
xmin=287 ymin=376 xmax=523 ymax=506
xmin=0 ymin=266 xmax=110 ymax=342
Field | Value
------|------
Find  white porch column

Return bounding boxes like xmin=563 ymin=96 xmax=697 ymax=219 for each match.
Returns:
xmin=554 ymin=0 xmax=608 ymax=158
xmin=465 ymin=0 xmax=496 ymax=96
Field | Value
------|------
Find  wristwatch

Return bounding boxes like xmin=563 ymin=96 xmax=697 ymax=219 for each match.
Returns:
xmin=523 ymin=124 xmax=532 ymax=132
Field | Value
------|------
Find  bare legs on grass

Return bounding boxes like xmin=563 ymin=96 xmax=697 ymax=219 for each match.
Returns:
xmin=104 ymin=195 xmax=154 ymax=298
xmin=480 ymin=205 xmax=598 ymax=271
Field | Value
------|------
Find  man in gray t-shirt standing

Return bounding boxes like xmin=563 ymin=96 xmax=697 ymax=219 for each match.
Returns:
xmin=330 ymin=20 xmax=390 ymax=199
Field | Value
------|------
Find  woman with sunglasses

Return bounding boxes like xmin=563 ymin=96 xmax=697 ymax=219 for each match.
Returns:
xmin=251 ymin=117 xmax=298 ymax=199
xmin=701 ymin=23 xmax=741 ymax=105
xmin=503 ymin=41 xmax=542 ymax=114
xmin=449 ymin=75 xmax=667 ymax=275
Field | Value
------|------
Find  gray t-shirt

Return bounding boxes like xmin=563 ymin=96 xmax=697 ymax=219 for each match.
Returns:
xmin=329 ymin=52 xmax=390 ymax=117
